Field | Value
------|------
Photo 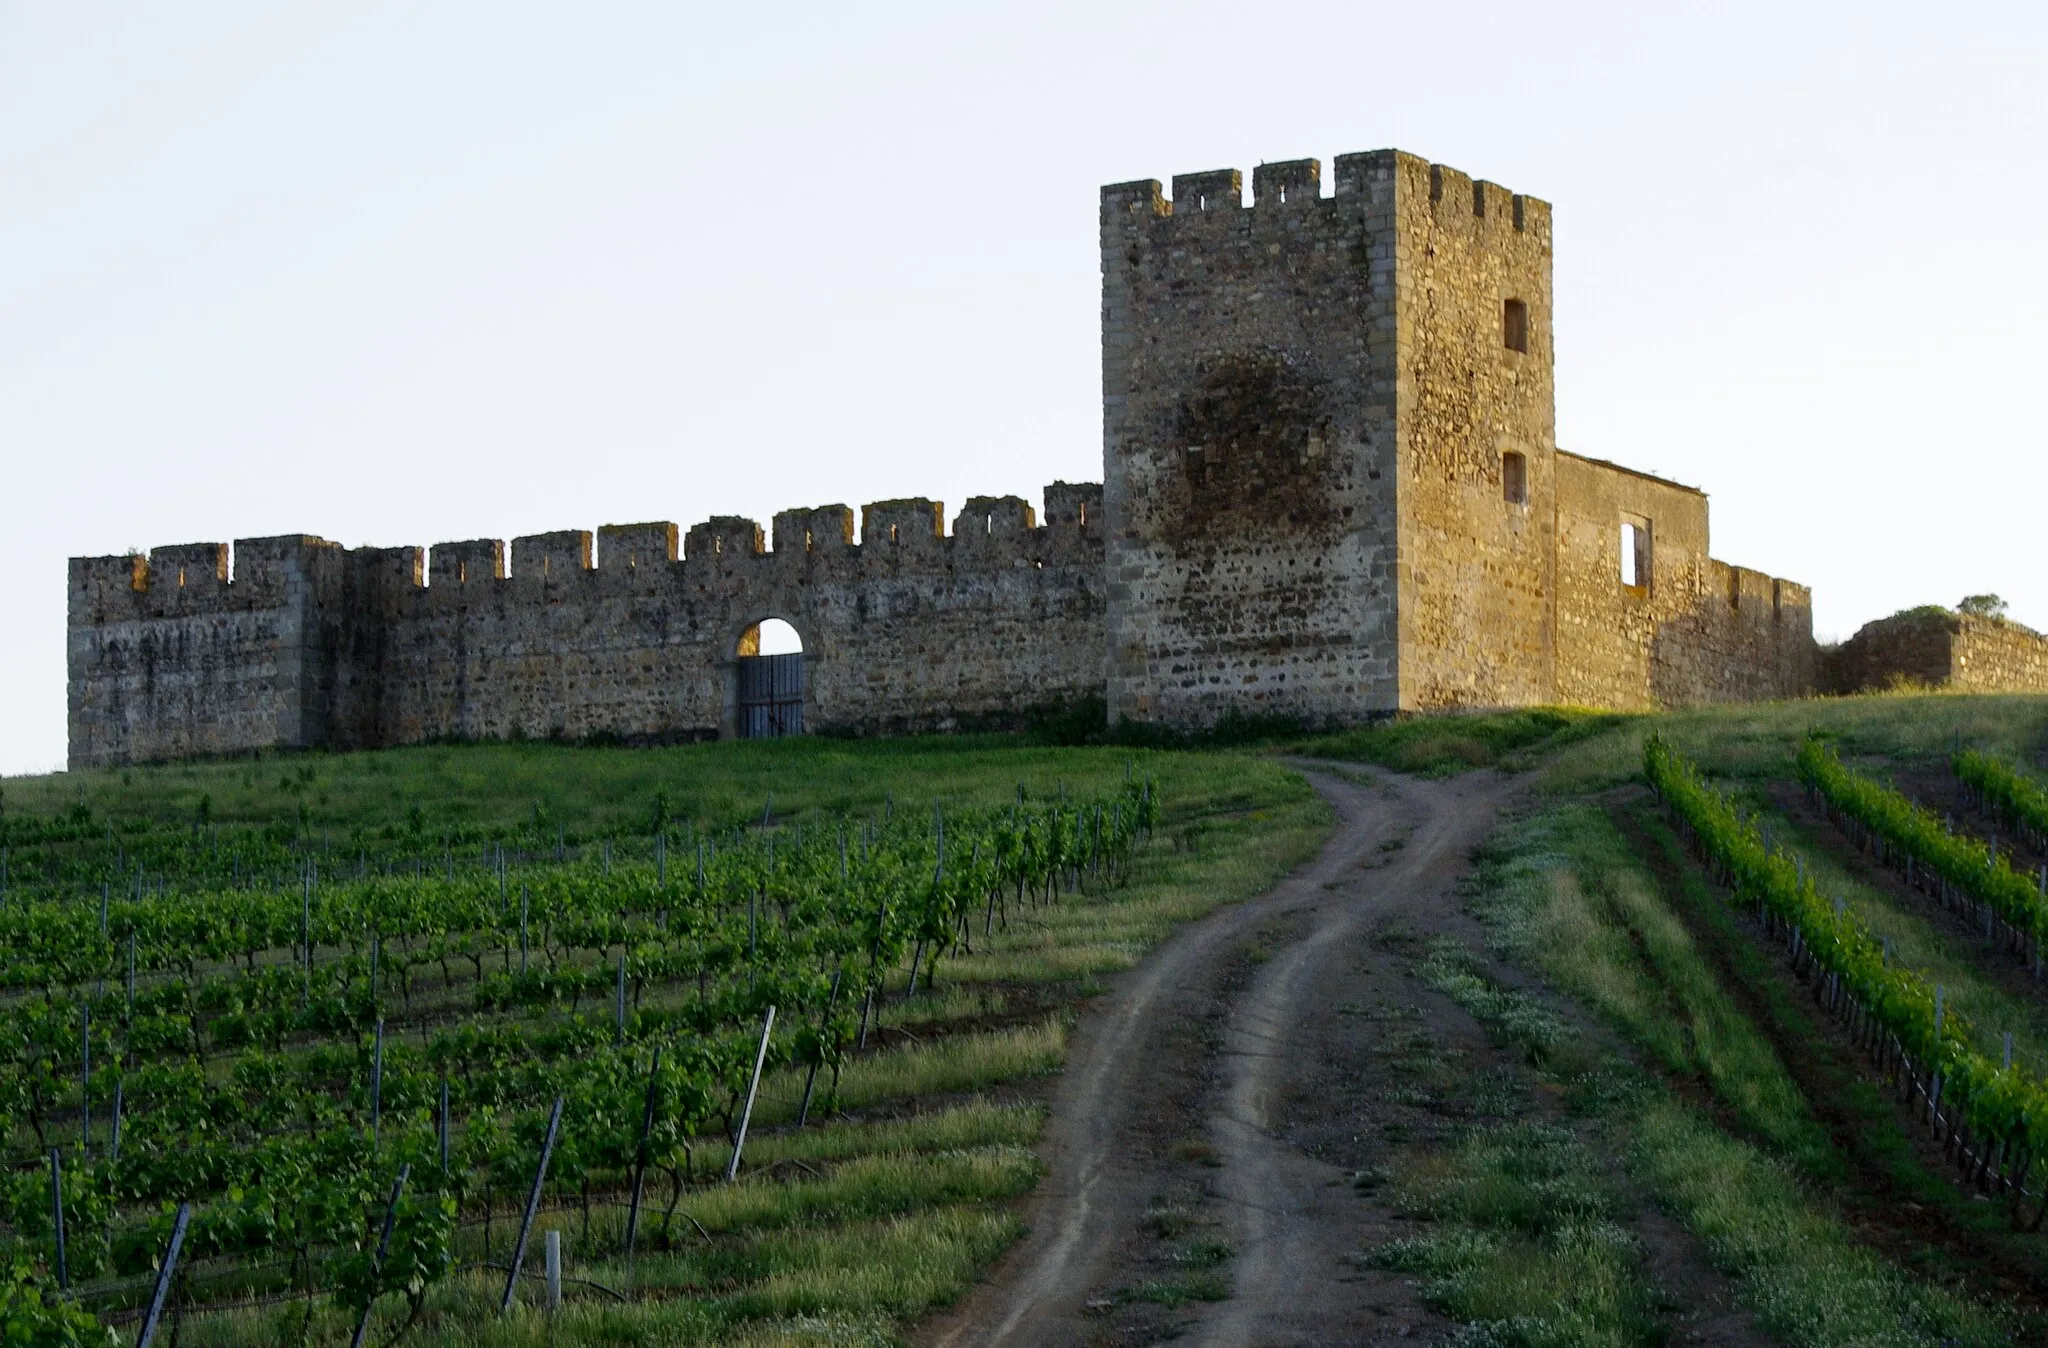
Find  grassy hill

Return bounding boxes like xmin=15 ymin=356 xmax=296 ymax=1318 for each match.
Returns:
xmin=4 ymin=694 xmax=2048 ymax=1345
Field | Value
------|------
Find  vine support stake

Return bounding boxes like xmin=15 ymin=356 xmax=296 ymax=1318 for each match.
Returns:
xmin=624 ymin=1049 xmax=662 ymax=1263
xmin=80 ymin=1006 xmax=90 ymax=1155
xmin=545 ymin=1230 xmax=562 ymax=1311
xmin=135 ymin=1202 xmax=191 ymax=1348
xmin=439 ymin=1077 xmax=451 ymax=1173
xmin=799 ymin=971 xmax=843 ymax=1127
xmin=111 ymin=1082 xmax=123 ymax=1163
xmin=727 ymin=1005 xmax=777 ymax=1182
xmin=48 ymin=1149 xmax=66 ymax=1291
xmin=501 ymin=1096 xmax=565 ymax=1315
xmin=616 ymin=952 xmax=627 ymax=1045
xmin=371 ymin=1019 xmax=385 ymax=1153
xmin=349 ymin=1162 xmax=412 ymax=1348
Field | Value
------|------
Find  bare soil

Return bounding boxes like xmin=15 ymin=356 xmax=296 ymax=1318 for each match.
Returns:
xmin=921 ymin=766 xmax=1764 ymax=1348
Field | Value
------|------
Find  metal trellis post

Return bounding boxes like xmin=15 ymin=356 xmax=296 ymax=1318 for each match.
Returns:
xmin=500 ymin=1096 xmax=565 ymax=1314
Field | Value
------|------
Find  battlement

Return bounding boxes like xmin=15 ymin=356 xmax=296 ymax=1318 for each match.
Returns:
xmin=71 ymin=483 xmax=1107 ymax=623
xmin=1103 ymin=149 xmax=1551 ymax=242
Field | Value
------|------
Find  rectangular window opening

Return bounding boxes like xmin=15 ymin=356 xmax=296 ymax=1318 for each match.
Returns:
xmin=1620 ymin=518 xmax=1652 ymax=591
xmin=1502 ymin=451 xmax=1527 ymax=506
xmin=1503 ymin=298 xmax=1529 ymax=353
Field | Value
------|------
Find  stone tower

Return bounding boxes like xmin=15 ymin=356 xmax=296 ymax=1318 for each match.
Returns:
xmin=1100 ymin=151 xmax=1556 ymax=726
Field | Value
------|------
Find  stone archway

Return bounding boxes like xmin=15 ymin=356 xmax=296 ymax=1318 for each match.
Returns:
xmin=735 ymin=618 xmax=805 ymax=738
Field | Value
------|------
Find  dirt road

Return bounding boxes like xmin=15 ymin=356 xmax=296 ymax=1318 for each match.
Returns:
xmin=924 ymin=762 xmax=1761 ymax=1347
xmin=923 ymin=765 xmax=1520 ymax=1347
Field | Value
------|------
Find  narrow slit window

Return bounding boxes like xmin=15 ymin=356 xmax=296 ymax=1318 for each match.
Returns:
xmin=1502 ymin=451 xmax=1527 ymax=506
xmin=1503 ymin=298 xmax=1529 ymax=353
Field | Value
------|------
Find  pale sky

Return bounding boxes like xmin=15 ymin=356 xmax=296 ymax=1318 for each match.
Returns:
xmin=4 ymin=1 xmax=2043 ymax=776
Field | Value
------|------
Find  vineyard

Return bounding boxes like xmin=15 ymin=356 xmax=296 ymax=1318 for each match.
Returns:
xmin=0 ymin=740 xmax=1328 ymax=1346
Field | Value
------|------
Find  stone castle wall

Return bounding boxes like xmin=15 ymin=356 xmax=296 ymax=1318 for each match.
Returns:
xmin=1552 ymin=452 xmax=1813 ymax=710
xmin=70 ymin=148 xmax=1854 ymax=769
xmin=68 ymin=485 xmax=1106 ymax=768
xmin=1828 ymin=611 xmax=2048 ymax=694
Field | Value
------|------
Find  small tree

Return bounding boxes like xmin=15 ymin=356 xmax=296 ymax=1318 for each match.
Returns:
xmin=1959 ymin=593 xmax=2009 ymax=619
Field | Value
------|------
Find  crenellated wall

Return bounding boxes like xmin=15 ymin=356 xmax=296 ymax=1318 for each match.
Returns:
xmin=68 ymin=485 xmax=1106 ymax=767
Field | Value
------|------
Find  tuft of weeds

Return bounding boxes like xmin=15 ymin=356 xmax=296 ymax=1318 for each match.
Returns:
xmin=1390 ymin=1122 xmax=1615 ymax=1232
xmin=1118 ymin=1272 xmax=1232 ymax=1307
xmin=1368 ymin=1221 xmax=1652 ymax=1348
xmin=1144 ymin=1203 xmax=1195 ymax=1240
xmin=1174 ymin=1239 xmax=1233 ymax=1269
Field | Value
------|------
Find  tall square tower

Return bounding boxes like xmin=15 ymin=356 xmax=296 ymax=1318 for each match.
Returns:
xmin=1100 ymin=150 xmax=1556 ymax=726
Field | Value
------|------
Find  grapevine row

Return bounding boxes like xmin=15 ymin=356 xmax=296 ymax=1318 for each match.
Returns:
xmin=0 ymin=780 xmax=1159 ymax=1323
xmin=1794 ymin=737 xmax=2048 ymax=970
xmin=1646 ymin=737 xmax=2048 ymax=1224
xmin=1955 ymin=748 xmax=2048 ymax=856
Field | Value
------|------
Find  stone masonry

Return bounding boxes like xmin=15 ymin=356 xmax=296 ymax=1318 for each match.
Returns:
xmin=1101 ymin=150 xmax=1812 ymax=722
xmin=1828 ymin=610 xmax=2048 ymax=695
xmin=72 ymin=149 xmax=1837 ymax=769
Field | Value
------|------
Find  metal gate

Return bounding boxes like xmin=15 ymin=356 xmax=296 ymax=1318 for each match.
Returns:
xmin=736 ymin=653 xmax=805 ymax=738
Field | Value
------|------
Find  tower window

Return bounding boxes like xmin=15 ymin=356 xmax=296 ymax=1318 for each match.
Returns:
xmin=1502 ymin=452 xmax=1527 ymax=506
xmin=1503 ymin=298 xmax=1529 ymax=353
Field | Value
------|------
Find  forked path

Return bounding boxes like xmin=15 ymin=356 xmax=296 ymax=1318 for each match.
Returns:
xmin=923 ymin=765 xmax=1521 ymax=1348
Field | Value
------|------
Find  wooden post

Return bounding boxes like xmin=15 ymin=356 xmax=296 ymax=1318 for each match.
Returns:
xmin=544 ymin=1229 xmax=563 ymax=1310
xmin=135 ymin=1203 xmax=191 ymax=1348
xmin=500 ymin=1097 xmax=565 ymax=1314
xmin=727 ymin=1006 xmax=777 ymax=1182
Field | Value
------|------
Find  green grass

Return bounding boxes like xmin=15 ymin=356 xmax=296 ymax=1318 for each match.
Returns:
xmin=3 ymin=734 xmax=1257 ymax=841
xmin=1369 ymin=1121 xmax=1658 ymax=1348
xmin=1469 ymin=806 xmax=1833 ymax=1173
xmin=1296 ymin=707 xmax=1633 ymax=776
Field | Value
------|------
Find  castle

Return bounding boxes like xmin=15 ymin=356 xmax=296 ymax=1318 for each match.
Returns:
xmin=69 ymin=150 xmax=1819 ymax=770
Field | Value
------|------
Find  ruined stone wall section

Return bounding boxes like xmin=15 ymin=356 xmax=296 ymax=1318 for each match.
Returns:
xmin=1101 ymin=157 xmax=1401 ymax=730
xmin=1553 ymin=453 xmax=1812 ymax=709
xmin=1828 ymin=612 xmax=2048 ymax=694
xmin=1388 ymin=155 xmax=1559 ymax=710
xmin=67 ymin=486 xmax=1107 ymax=766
